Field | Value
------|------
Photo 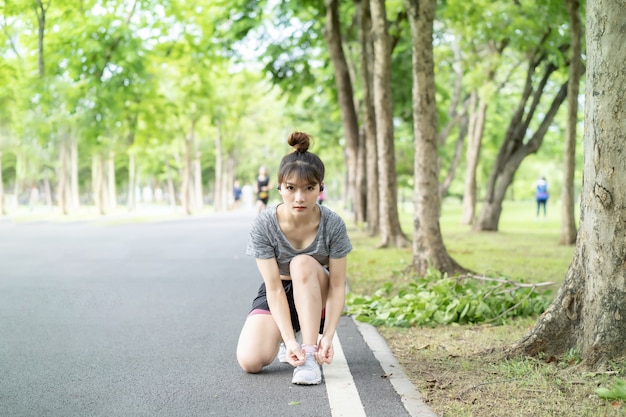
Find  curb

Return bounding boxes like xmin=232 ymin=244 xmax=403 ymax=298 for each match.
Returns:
xmin=353 ymin=317 xmax=439 ymax=417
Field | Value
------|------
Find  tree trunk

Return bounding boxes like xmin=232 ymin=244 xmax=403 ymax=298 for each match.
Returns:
xmin=560 ymin=0 xmax=582 ymax=245
xmin=92 ymin=154 xmax=103 ymax=215
xmin=194 ymin=152 xmax=202 ymax=210
xmin=57 ymin=138 xmax=72 ymax=215
xmin=439 ymin=115 xmax=467 ymax=199
xmin=461 ymin=91 xmax=487 ymax=225
xmin=405 ymin=0 xmax=466 ymax=276
xmin=127 ymin=152 xmax=136 ymax=212
xmin=107 ymin=151 xmax=116 ymax=211
xmin=324 ymin=0 xmax=361 ymax=224
xmin=475 ymin=54 xmax=569 ymax=231
xmin=214 ymin=124 xmax=224 ymax=212
xmin=509 ymin=0 xmax=626 ymax=369
xmin=357 ymin=0 xmax=380 ymax=236
xmin=370 ymin=0 xmax=409 ymax=248
xmin=182 ymin=120 xmax=197 ymax=215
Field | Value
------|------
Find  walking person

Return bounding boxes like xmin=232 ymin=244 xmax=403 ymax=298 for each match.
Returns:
xmin=536 ymin=176 xmax=549 ymax=218
xmin=237 ymin=131 xmax=352 ymax=385
xmin=255 ymin=166 xmax=271 ymax=213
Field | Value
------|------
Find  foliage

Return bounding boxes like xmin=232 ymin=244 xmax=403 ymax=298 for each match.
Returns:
xmin=596 ymin=379 xmax=626 ymax=401
xmin=346 ymin=268 xmax=552 ymax=327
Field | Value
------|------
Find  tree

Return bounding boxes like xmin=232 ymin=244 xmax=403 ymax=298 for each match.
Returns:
xmin=510 ymin=0 xmax=626 ymax=369
xmin=323 ymin=0 xmax=362 ymax=224
xmin=370 ymin=0 xmax=409 ymax=248
xmin=404 ymin=0 xmax=465 ymax=276
xmin=560 ymin=0 xmax=583 ymax=245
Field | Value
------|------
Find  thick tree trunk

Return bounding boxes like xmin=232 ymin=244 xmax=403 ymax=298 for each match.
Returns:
xmin=510 ymin=0 xmax=626 ymax=369
xmin=357 ymin=0 xmax=380 ymax=236
xmin=371 ymin=0 xmax=409 ymax=248
xmin=560 ymin=0 xmax=582 ymax=245
xmin=324 ymin=0 xmax=361 ymax=223
xmin=405 ymin=0 xmax=465 ymax=276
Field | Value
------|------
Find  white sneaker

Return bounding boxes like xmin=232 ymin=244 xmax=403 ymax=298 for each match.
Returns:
xmin=291 ymin=353 xmax=322 ymax=385
xmin=277 ymin=342 xmax=288 ymax=363
xmin=277 ymin=332 xmax=301 ymax=363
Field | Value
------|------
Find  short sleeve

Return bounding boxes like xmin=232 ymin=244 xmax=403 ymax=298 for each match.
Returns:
xmin=246 ymin=211 xmax=276 ymax=259
xmin=326 ymin=210 xmax=352 ymax=259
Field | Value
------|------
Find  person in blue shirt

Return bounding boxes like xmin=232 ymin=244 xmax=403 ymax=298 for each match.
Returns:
xmin=535 ymin=177 xmax=549 ymax=218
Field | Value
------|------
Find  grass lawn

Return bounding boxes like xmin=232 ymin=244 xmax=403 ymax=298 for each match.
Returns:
xmin=346 ymin=199 xmax=626 ymax=417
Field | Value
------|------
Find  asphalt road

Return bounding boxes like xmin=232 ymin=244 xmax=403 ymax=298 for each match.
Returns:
xmin=0 ymin=211 xmax=436 ymax=417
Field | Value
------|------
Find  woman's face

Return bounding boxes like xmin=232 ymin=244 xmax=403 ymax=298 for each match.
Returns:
xmin=278 ymin=176 xmax=322 ymax=214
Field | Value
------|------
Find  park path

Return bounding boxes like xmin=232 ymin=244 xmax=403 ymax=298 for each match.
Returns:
xmin=0 ymin=211 xmax=435 ymax=417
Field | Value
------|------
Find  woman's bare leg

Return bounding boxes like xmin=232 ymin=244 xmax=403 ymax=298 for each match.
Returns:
xmin=289 ymin=255 xmax=329 ymax=347
xmin=236 ymin=314 xmax=282 ymax=373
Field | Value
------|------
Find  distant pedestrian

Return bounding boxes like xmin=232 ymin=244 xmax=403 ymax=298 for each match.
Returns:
xmin=232 ymin=180 xmax=242 ymax=209
xmin=535 ymin=177 xmax=549 ymax=218
xmin=254 ymin=166 xmax=271 ymax=213
xmin=237 ymin=131 xmax=352 ymax=386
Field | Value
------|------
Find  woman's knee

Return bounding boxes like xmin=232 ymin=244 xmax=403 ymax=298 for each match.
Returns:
xmin=237 ymin=353 xmax=265 ymax=374
xmin=290 ymin=255 xmax=322 ymax=281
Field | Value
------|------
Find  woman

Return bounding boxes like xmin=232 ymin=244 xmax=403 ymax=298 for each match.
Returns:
xmin=237 ymin=131 xmax=352 ymax=385
xmin=255 ymin=166 xmax=271 ymax=213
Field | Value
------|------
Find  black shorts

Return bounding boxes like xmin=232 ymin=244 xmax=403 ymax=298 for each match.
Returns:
xmin=250 ymin=280 xmax=325 ymax=334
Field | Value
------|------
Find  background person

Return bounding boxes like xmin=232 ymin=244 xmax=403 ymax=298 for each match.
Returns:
xmin=535 ymin=176 xmax=549 ymax=218
xmin=254 ymin=166 xmax=271 ymax=213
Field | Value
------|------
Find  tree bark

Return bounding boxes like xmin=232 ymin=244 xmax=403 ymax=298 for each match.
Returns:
xmin=370 ymin=0 xmax=409 ymax=248
xmin=324 ymin=0 xmax=361 ymax=224
xmin=560 ymin=0 xmax=582 ymax=245
xmin=357 ymin=0 xmax=380 ymax=236
xmin=461 ymin=90 xmax=487 ymax=225
xmin=405 ymin=0 xmax=466 ymax=276
xmin=509 ymin=0 xmax=626 ymax=369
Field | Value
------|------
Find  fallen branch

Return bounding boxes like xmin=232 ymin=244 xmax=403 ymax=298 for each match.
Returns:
xmin=459 ymin=274 xmax=554 ymax=288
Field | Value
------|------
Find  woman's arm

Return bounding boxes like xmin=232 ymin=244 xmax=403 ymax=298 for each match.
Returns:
xmin=256 ymin=258 xmax=298 ymax=345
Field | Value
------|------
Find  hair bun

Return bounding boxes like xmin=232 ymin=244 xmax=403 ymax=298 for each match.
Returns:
xmin=287 ymin=131 xmax=311 ymax=153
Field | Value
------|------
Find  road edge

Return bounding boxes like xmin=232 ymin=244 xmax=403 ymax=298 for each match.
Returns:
xmin=352 ymin=318 xmax=439 ymax=417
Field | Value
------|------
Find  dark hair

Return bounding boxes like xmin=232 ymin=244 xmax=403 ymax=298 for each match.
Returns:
xmin=277 ymin=131 xmax=325 ymax=187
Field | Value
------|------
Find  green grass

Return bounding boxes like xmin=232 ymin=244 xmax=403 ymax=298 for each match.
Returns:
xmin=347 ymin=199 xmax=575 ymax=295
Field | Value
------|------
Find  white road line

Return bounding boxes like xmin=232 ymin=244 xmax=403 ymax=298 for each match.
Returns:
xmin=354 ymin=319 xmax=438 ymax=417
xmin=324 ymin=333 xmax=367 ymax=417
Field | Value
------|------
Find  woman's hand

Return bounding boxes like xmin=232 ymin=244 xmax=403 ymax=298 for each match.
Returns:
xmin=316 ymin=335 xmax=334 ymax=365
xmin=285 ymin=339 xmax=305 ymax=367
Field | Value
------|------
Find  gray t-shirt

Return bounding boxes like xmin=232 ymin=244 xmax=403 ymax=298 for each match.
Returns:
xmin=246 ymin=204 xmax=352 ymax=276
